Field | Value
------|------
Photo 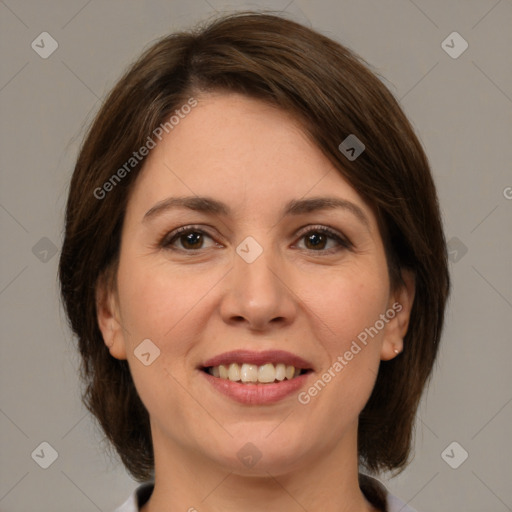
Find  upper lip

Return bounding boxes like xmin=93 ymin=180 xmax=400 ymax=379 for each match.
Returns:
xmin=201 ymin=350 xmax=314 ymax=370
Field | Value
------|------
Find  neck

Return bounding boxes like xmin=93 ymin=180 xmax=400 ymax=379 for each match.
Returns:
xmin=141 ymin=425 xmax=381 ymax=512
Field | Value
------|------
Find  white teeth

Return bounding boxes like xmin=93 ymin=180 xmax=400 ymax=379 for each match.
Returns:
xmin=228 ymin=363 xmax=240 ymax=381
xmin=258 ymin=363 xmax=275 ymax=383
xmin=207 ymin=363 xmax=304 ymax=383
xmin=275 ymin=363 xmax=286 ymax=381
xmin=241 ymin=364 xmax=259 ymax=382
xmin=219 ymin=364 xmax=229 ymax=379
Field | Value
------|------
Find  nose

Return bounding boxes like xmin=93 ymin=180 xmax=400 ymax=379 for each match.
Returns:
xmin=219 ymin=241 xmax=298 ymax=332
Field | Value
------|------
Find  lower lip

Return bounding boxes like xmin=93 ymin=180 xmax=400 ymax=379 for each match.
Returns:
xmin=200 ymin=370 xmax=312 ymax=405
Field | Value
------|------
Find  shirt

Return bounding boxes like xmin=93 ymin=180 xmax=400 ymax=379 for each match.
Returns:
xmin=113 ymin=476 xmax=418 ymax=512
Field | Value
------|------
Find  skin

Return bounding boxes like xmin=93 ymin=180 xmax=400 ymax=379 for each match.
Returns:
xmin=97 ymin=92 xmax=415 ymax=512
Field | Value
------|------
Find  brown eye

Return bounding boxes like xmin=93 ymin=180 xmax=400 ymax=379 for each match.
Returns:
xmin=303 ymin=232 xmax=329 ymax=250
xmin=296 ymin=226 xmax=351 ymax=253
xmin=162 ymin=227 xmax=216 ymax=251
xmin=177 ymin=231 xmax=205 ymax=250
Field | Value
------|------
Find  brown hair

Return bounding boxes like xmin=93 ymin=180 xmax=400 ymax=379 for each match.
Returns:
xmin=59 ymin=10 xmax=450 ymax=485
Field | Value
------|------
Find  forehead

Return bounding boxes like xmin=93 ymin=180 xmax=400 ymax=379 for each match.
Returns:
xmin=127 ymin=92 xmax=374 ymax=224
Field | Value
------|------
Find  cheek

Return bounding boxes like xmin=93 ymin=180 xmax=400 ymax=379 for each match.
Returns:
xmin=116 ymin=256 xmax=227 ymax=377
xmin=115 ymin=259 xmax=210 ymax=420
xmin=308 ymin=263 xmax=390 ymax=353
xmin=301 ymin=269 xmax=389 ymax=420
xmin=118 ymin=257 xmax=202 ymax=338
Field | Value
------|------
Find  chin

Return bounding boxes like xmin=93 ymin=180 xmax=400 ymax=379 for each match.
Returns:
xmin=210 ymin=434 xmax=314 ymax=476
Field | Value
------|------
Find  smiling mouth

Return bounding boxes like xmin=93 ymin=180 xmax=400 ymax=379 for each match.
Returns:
xmin=201 ymin=363 xmax=312 ymax=384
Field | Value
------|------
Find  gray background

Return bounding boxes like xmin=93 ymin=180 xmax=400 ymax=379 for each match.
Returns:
xmin=1 ymin=0 xmax=511 ymax=511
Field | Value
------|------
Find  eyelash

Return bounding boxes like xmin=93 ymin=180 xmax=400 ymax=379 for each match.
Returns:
xmin=159 ymin=224 xmax=352 ymax=255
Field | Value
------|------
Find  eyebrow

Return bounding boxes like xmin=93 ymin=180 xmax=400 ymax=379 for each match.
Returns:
xmin=143 ymin=195 xmax=370 ymax=228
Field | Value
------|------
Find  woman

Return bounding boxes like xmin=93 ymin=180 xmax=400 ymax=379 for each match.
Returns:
xmin=59 ymin=11 xmax=450 ymax=512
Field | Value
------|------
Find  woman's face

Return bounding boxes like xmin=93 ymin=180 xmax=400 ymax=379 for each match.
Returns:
xmin=98 ymin=92 xmax=413 ymax=476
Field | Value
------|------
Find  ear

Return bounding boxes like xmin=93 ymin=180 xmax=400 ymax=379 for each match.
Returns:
xmin=96 ymin=271 xmax=127 ymax=360
xmin=380 ymin=269 xmax=415 ymax=361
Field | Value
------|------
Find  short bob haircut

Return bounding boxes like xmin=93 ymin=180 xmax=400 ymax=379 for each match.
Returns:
xmin=58 ymin=11 xmax=450 ymax=483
